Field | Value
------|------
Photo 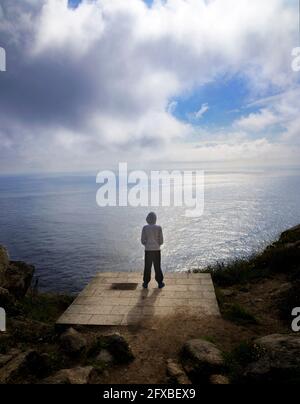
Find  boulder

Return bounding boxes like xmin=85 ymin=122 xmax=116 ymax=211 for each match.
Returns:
xmin=103 ymin=333 xmax=134 ymax=364
xmin=2 ymin=261 xmax=34 ymax=299
xmin=244 ymin=334 xmax=300 ymax=383
xmin=0 ymin=350 xmax=47 ymax=383
xmin=59 ymin=328 xmax=88 ymax=356
xmin=0 ymin=246 xmax=9 ymax=282
xmin=209 ymin=374 xmax=230 ymax=385
xmin=166 ymin=359 xmax=191 ymax=384
xmin=42 ymin=366 xmax=98 ymax=385
xmin=181 ymin=339 xmax=224 ymax=381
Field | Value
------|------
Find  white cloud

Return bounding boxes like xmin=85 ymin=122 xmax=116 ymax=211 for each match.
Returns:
xmin=191 ymin=103 xmax=210 ymax=120
xmin=235 ymin=109 xmax=280 ymax=132
xmin=166 ymin=138 xmax=300 ymax=166
xmin=33 ymin=0 xmax=105 ymax=55
xmin=0 ymin=0 xmax=299 ymax=172
xmin=235 ymin=86 xmax=300 ymax=142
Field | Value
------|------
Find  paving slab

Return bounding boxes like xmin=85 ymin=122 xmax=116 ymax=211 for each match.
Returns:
xmin=57 ymin=272 xmax=220 ymax=326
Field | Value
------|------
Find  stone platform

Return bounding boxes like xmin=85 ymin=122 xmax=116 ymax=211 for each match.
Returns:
xmin=57 ymin=272 xmax=220 ymax=326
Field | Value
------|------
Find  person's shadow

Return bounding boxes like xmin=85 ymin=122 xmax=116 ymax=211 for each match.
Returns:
xmin=127 ymin=287 xmax=161 ymax=327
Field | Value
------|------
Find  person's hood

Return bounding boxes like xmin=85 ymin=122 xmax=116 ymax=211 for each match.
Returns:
xmin=146 ymin=212 xmax=157 ymax=225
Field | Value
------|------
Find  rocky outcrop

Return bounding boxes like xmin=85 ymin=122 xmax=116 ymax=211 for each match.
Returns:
xmin=244 ymin=334 xmax=300 ymax=384
xmin=166 ymin=359 xmax=191 ymax=384
xmin=0 ymin=245 xmax=35 ymax=300
xmin=42 ymin=366 xmax=98 ymax=385
xmin=59 ymin=328 xmax=88 ymax=357
xmin=181 ymin=339 xmax=224 ymax=382
xmin=0 ymin=287 xmax=14 ymax=308
xmin=0 ymin=350 xmax=47 ymax=384
xmin=279 ymin=225 xmax=300 ymax=245
xmin=0 ymin=246 xmax=9 ymax=282
xmin=2 ymin=261 xmax=34 ymax=299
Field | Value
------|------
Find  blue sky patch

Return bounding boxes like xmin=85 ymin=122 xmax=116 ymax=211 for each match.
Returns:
xmin=170 ymin=74 xmax=258 ymax=129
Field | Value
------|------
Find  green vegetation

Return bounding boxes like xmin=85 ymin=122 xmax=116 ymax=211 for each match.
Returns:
xmin=2 ymin=293 xmax=74 ymax=349
xmin=16 ymin=293 xmax=74 ymax=324
xmin=88 ymin=337 xmax=109 ymax=358
xmin=199 ymin=239 xmax=300 ymax=287
xmin=224 ymin=342 xmax=264 ymax=384
xmin=223 ymin=304 xmax=258 ymax=326
xmin=203 ymin=259 xmax=268 ymax=287
xmin=86 ymin=360 xmax=107 ymax=374
xmin=43 ymin=349 xmax=70 ymax=374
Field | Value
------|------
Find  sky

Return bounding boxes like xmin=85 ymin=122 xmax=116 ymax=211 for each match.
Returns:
xmin=0 ymin=0 xmax=299 ymax=173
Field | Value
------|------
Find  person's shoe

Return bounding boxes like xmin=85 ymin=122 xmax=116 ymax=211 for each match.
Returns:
xmin=158 ymin=282 xmax=165 ymax=289
xmin=142 ymin=283 xmax=148 ymax=289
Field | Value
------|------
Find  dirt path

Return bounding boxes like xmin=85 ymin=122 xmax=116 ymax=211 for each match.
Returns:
xmin=100 ymin=276 xmax=289 ymax=384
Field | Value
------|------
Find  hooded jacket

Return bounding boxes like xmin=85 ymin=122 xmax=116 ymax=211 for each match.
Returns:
xmin=141 ymin=212 xmax=164 ymax=251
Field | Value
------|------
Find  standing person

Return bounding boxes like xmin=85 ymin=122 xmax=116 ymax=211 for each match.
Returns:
xmin=141 ymin=212 xmax=165 ymax=289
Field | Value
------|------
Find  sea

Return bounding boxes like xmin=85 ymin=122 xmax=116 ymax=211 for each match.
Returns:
xmin=0 ymin=166 xmax=300 ymax=293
